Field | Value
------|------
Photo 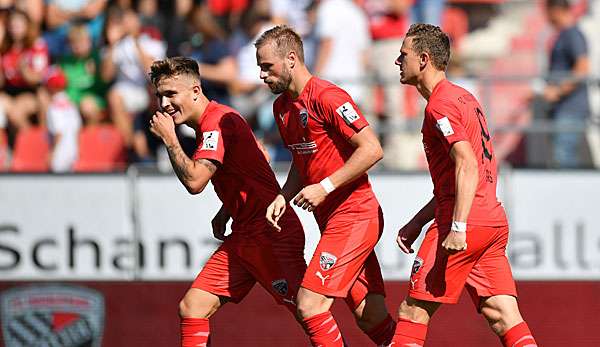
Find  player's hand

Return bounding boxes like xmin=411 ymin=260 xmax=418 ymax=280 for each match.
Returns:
xmin=149 ymin=111 xmax=176 ymax=143
xmin=396 ymin=220 xmax=422 ymax=254
xmin=211 ymin=207 xmax=230 ymax=241
xmin=266 ymin=194 xmax=286 ymax=231
xmin=293 ymin=183 xmax=327 ymax=212
xmin=442 ymin=231 xmax=467 ymax=254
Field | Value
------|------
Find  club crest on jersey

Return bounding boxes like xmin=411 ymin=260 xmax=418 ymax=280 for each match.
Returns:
xmin=1 ymin=285 xmax=105 ymax=347
xmin=271 ymin=279 xmax=289 ymax=296
xmin=299 ymin=109 xmax=309 ymax=128
xmin=336 ymin=102 xmax=360 ymax=125
xmin=436 ymin=117 xmax=454 ymax=137
xmin=319 ymin=252 xmax=337 ymax=271
xmin=411 ymin=256 xmax=424 ymax=275
xmin=201 ymin=131 xmax=219 ymax=151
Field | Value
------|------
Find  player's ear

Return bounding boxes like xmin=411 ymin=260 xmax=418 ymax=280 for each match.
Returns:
xmin=420 ymin=52 xmax=429 ymax=69
xmin=287 ymin=51 xmax=296 ymax=69
xmin=192 ymin=83 xmax=202 ymax=101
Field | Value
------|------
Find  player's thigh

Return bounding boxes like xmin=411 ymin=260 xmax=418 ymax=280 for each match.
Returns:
xmin=408 ymin=223 xmax=491 ymax=304
xmin=344 ymin=251 xmax=386 ymax=311
xmin=302 ymin=214 xmax=382 ymax=299
xmin=465 ymin=225 xmax=517 ymax=310
xmin=247 ymin=231 xmax=307 ymax=312
xmin=191 ymin=241 xmax=256 ymax=305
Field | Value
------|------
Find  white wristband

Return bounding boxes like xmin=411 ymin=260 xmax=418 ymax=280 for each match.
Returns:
xmin=320 ymin=177 xmax=335 ymax=194
xmin=451 ymin=221 xmax=467 ymax=233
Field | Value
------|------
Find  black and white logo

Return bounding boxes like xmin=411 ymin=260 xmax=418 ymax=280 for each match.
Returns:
xmin=271 ymin=279 xmax=289 ymax=296
xmin=319 ymin=252 xmax=337 ymax=271
xmin=411 ymin=256 xmax=424 ymax=275
xmin=299 ymin=109 xmax=309 ymax=128
xmin=1 ymin=285 xmax=105 ymax=347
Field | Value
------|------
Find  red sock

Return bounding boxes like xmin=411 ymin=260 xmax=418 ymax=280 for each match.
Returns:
xmin=365 ymin=314 xmax=396 ymax=345
xmin=501 ymin=321 xmax=537 ymax=347
xmin=389 ymin=318 xmax=428 ymax=347
xmin=302 ymin=311 xmax=345 ymax=347
xmin=181 ymin=317 xmax=210 ymax=347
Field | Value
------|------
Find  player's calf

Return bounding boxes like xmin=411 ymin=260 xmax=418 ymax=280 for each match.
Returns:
xmin=353 ymin=294 xmax=396 ymax=345
xmin=480 ymin=295 xmax=537 ymax=346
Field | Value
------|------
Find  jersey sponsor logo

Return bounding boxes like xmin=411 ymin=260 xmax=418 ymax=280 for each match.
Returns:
xmin=299 ymin=109 xmax=309 ymax=128
xmin=319 ymin=252 xmax=337 ymax=271
xmin=201 ymin=131 xmax=219 ymax=151
xmin=1 ymin=285 xmax=105 ymax=347
xmin=411 ymin=256 xmax=424 ymax=275
xmin=336 ymin=102 xmax=360 ymax=125
xmin=436 ymin=117 xmax=454 ymax=137
xmin=288 ymin=141 xmax=318 ymax=154
xmin=271 ymin=279 xmax=289 ymax=296
xmin=279 ymin=113 xmax=285 ymax=123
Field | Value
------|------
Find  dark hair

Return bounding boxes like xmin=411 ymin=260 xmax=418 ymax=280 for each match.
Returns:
xmin=255 ymin=25 xmax=305 ymax=63
xmin=546 ymin=0 xmax=571 ymax=9
xmin=405 ymin=23 xmax=450 ymax=71
xmin=149 ymin=57 xmax=201 ymax=86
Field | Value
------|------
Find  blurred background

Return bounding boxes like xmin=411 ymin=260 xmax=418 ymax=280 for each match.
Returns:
xmin=0 ymin=0 xmax=599 ymax=346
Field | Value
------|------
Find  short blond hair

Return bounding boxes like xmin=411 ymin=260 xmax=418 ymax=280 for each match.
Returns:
xmin=149 ymin=57 xmax=201 ymax=86
xmin=255 ymin=25 xmax=305 ymax=63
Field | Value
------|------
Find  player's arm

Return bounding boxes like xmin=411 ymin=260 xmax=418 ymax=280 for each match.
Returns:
xmin=293 ymin=125 xmax=383 ymax=211
xmin=397 ymin=197 xmax=436 ymax=254
xmin=149 ymin=111 xmax=217 ymax=194
xmin=442 ymin=141 xmax=478 ymax=253
xmin=267 ymin=161 xmax=303 ymax=231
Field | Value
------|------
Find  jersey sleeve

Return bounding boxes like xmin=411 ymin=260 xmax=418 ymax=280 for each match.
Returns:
xmin=317 ymin=87 xmax=369 ymax=140
xmin=426 ymin=99 xmax=468 ymax=152
xmin=192 ymin=112 xmax=227 ymax=164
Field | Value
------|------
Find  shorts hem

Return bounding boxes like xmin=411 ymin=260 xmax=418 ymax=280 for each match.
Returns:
xmin=408 ymin=291 xmax=459 ymax=304
xmin=190 ymin=282 xmax=239 ymax=303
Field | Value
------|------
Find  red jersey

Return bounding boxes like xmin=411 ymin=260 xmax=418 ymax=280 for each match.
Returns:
xmin=193 ymin=101 xmax=298 ymax=234
xmin=273 ymin=77 xmax=379 ymax=229
xmin=422 ymin=79 xmax=507 ymax=227
xmin=1 ymin=38 xmax=49 ymax=88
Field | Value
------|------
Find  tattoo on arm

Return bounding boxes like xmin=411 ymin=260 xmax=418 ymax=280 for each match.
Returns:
xmin=196 ymin=158 xmax=217 ymax=174
xmin=166 ymin=143 xmax=195 ymax=183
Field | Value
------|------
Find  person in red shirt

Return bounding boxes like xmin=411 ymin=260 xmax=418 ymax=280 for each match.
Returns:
xmin=148 ymin=57 xmax=307 ymax=347
xmin=256 ymin=26 xmax=396 ymax=347
xmin=389 ymin=24 xmax=537 ymax=346
xmin=0 ymin=8 xmax=48 ymax=130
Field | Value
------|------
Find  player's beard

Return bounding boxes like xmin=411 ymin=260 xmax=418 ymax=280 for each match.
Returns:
xmin=269 ymin=67 xmax=292 ymax=94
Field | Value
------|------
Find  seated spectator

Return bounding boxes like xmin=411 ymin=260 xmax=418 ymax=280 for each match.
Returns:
xmin=59 ymin=23 xmax=107 ymax=108
xmin=101 ymin=7 xmax=166 ymax=156
xmin=73 ymin=96 xmax=126 ymax=172
xmin=45 ymin=66 xmax=82 ymax=172
xmin=43 ymin=0 xmax=107 ymax=58
xmin=0 ymin=8 xmax=48 ymax=133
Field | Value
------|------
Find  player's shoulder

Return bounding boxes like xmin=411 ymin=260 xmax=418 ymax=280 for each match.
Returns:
xmin=310 ymin=78 xmax=352 ymax=105
xmin=202 ymin=101 xmax=245 ymax=129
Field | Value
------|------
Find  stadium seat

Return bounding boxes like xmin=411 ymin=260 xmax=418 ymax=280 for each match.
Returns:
xmin=10 ymin=126 xmax=51 ymax=172
xmin=73 ymin=125 xmax=127 ymax=172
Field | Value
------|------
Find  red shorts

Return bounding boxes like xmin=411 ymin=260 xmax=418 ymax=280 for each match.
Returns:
xmin=191 ymin=223 xmax=306 ymax=313
xmin=408 ymin=223 xmax=517 ymax=309
xmin=302 ymin=209 xmax=386 ymax=309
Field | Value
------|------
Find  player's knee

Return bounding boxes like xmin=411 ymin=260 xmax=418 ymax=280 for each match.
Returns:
xmin=178 ymin=292 xmax=220 ymax=319
xmin=296 ymin=290 xmax=330 ymax=319
xmin=397 ymin=299 xmax=432 ymax=325
xmin=354 ymin=295 xmax=389 ymax=332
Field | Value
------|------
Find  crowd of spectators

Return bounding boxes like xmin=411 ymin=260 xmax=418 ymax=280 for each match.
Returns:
xmin=0 ymin=0 xmax=596 ymax=173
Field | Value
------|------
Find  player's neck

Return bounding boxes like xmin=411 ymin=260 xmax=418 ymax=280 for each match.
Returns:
xmin=187 ymin=96 xmax=210 ymax=129
xmin=288 ymin=67 xmax=312 ymax=99
xmin=418 ymin=70 xmax=446 ymax=101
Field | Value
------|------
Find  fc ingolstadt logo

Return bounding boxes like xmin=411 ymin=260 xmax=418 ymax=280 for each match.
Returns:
xmin=1 ymin=285 xmax=105 ymax=347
